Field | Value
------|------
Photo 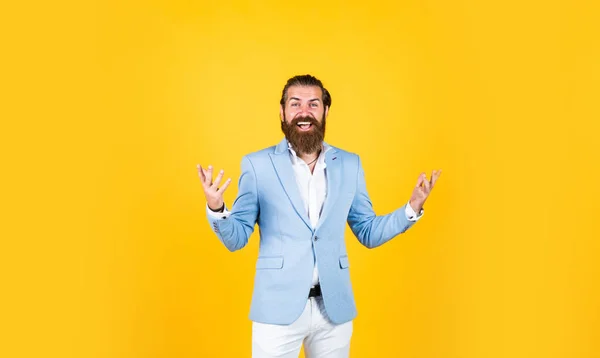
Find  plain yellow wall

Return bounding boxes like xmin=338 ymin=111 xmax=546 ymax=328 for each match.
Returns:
xmin=2 ymin=0 xmax=599 ymax=357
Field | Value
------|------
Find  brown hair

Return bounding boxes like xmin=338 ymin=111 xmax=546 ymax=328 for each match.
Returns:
xmin=279 ymin=74 xmax=332 ymax=109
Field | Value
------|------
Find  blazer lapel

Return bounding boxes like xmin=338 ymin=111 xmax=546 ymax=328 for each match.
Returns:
xmin=269 ymin=138 xmax=312 ymax=231
xmin=316 ymin=146 xmax=340 ymax=230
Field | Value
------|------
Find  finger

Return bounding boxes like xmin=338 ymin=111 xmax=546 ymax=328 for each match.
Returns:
xmin=218 ymin=178 xmax=232 ymax=193
xmin=212 ymin=169 xmax=224 ymax=188
xmin=431 ymin=169 xmax=442 ymax=187
xmin=198 ymin=165 xmax=209 ymax=188
xmin=415 ymin=173 xmax=426 ymax=188
xmin=202 ymin=168 xmax=213 ymax=187
xmin=205 ymin=165 xmax=213 ymax=184
xmin=423 ymin=175 xmax=431 ymax=192
xmin=197 ymin=164 xmax=206 ymax=181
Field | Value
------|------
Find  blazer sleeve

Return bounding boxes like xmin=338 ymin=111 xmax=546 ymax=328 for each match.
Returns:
xmin=347 ymin=155 xmax=416 ymax=248
xmin=206 ymin=155 xmax=259 ymax=251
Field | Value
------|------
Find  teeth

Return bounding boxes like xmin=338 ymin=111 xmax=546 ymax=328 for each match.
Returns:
xmin=297 ymin=122 xmax=311 ymax=125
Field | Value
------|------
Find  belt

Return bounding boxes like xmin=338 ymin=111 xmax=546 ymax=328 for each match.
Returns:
xmin=308 ymin=284 xmax=322 ymax=298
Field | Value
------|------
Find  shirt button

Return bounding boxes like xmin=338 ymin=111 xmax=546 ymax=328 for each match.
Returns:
xmin=314 ymin=236 xmax=318 ymax=241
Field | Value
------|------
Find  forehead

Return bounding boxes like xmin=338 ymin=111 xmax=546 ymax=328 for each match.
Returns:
xmin=286 ymin=85 xmax=323 ymax=101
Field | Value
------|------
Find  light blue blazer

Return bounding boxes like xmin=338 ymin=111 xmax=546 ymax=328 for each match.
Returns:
xmin=207 ymin=138 xmax=418 ymax=325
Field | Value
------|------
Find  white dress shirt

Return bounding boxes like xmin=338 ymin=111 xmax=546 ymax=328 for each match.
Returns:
xmin=287 ymin=143 xmax=330 ymax=286
xmin=207 ymin=142 xmax=424 ymax=287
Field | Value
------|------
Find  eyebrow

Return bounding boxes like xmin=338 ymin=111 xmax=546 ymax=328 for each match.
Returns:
xmin=289 ymin=97 xmax=321 ymax=102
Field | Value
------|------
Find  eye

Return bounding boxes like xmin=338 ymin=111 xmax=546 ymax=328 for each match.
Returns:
xmin=310 ymin=102 xmax=319 ymax=108
xmin=291 ymin=103 xmax=299 ymax=107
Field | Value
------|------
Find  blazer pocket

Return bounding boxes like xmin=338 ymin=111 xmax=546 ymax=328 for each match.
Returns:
xmin=256 ymin=256 xmax=284 ymax=270
xmin=339 ymin=255 xmax=350 ymax=269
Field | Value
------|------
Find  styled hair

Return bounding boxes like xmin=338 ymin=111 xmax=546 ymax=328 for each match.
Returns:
xmin=279 ymin=74 xmax=332 ymax=108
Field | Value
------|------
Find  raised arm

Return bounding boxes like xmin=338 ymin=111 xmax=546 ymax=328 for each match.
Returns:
xmin=198 ymin=156 xmax=260 ymax=251
xmin=347 ymin=156 xmax=441 ymax=248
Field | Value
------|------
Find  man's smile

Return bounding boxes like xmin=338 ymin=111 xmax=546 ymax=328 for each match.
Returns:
xmin=296 ymin=122 xmax=314 ymax=131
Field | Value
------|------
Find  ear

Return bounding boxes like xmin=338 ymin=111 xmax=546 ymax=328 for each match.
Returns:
xmin=280 ymin=105 xmax=285 ymax=122
xmin=325 ymin=106 xmax=329 ymax=118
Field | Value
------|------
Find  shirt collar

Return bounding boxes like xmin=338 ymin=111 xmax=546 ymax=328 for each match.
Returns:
xmin=286 ymin=140 xmax=331 ymax=165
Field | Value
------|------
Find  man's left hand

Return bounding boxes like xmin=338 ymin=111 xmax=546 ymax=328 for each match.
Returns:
xmin=409 ymin=170 xmax=442 ymax=213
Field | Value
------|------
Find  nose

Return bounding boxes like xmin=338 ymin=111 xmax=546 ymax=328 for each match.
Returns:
xmin=300 ymin=103 xmax=312 ymax=115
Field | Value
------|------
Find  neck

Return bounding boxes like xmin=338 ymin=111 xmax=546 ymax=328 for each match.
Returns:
xmin=299 ymin=149 xmax=320 ymax=165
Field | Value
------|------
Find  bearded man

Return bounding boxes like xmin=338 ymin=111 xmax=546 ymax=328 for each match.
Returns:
xmin=197 ymin=74 xmax=441 ymax=358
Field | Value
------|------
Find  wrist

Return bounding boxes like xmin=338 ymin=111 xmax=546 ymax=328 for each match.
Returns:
xmin=208 ymin=203 xmax=225 ymax=212
xmin=409 ymin=200 xmax=423 ymax=213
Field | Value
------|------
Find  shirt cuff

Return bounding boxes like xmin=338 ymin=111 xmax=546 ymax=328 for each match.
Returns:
xmin=206 ymin=203 xmax=231 ymax=220
xmin=405 ymin=201 xmax=424 ymax=222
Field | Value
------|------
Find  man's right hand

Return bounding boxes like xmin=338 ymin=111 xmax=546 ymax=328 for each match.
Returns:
xmin=197 ymin=164 xmax=232 ymax=211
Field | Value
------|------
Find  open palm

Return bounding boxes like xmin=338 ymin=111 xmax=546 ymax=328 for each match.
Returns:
xmin=409 ymin=170 xmax=442 ymax=212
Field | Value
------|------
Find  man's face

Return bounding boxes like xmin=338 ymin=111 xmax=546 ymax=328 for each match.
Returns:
xmin=280 ymin=85 xmax=329 ymax=155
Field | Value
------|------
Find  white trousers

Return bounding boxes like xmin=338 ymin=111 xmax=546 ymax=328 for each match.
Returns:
xmin=252 ymin=296 xmax=353 ymax=358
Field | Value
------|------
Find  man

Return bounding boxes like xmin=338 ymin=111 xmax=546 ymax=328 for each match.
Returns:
xmin=197 ymin=75 xmax=441 ymax=358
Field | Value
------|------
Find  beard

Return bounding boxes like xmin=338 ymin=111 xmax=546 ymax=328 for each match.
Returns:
xmin=280 ymin=114 xmax=326 ymax=155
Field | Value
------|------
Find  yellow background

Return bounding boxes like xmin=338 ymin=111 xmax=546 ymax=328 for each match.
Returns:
xmin=2 ymin=0 xmax=599 ymax=357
